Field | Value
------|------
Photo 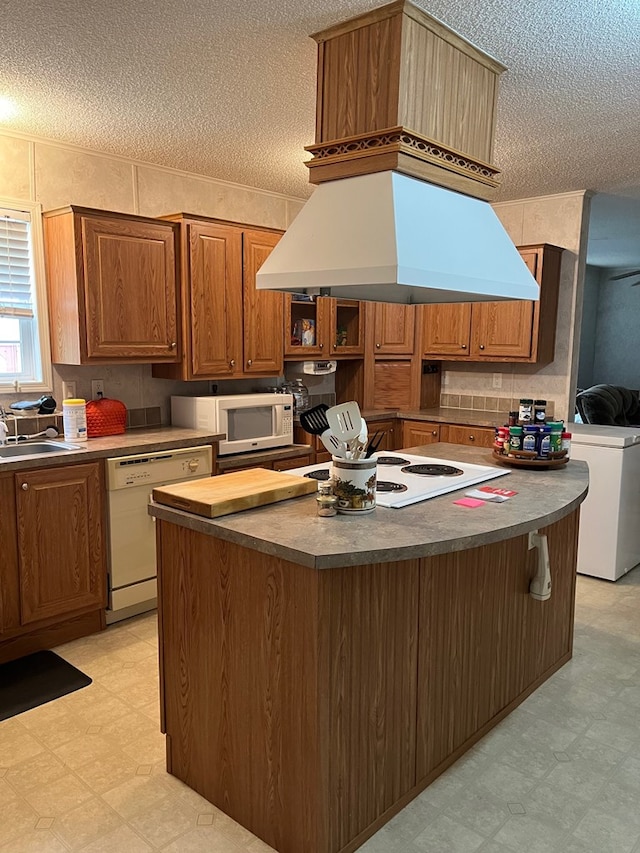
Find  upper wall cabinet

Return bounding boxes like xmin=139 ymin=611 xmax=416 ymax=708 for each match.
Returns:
xmin=43 ymin=207 xmax=180 ymax=364
xmin=284 ymin=296 xmax=364 ymax=359
xmin=370 ymin=303 xmax=416 ymax=354
xmin=420 ymin=244 xmax=563 ymax=364
xmin=152 ymin=216 xmax=283 ymax=380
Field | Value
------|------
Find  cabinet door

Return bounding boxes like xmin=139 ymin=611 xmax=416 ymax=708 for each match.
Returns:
xmin=273 ymin=455 xmax=313 ymax=471
xmin=402 ymin=421 xmax=441 ymax=448
xmin=243 ymin=229 xmax=284 ymax=374
xmin=284 ymin=295 xmax=328 ymax=358
xmin=373 ymin=304 xmax=415 ymax=354
xmin=16 ymin=463 xmax=106 ymax=625
xmin=81 ymin=215 xmax=179 ymax=360
xmin=421 ymin=303 xmax=472 ymax=356
xmin=470 ymin=300 xmax=534 ymax=358
xmin=330 ymin=299 xmax=365 ymax=356
xmin=0 ymin=474 xmax=20 ymax=634
xmin=189 ymin=222 xmax=243 ymax=377
xmin=371 ymin=420 xmax=398 ymax=451
xmin=441 ymin=424 xmax=495 ymax=448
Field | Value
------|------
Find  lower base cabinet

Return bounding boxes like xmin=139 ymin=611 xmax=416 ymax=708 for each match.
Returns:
xmin=0 ymin=462 xmax=106 ymax=664
xmin=401 ymin=420 xmax=496 ymax=450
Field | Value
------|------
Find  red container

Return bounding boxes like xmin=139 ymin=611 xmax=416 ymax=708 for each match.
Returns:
xmin=86 ymin=397 xmax=127 ymax=437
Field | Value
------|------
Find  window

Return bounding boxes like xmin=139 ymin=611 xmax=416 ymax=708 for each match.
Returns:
xmin=0 ymin=200 xmax=52 ymax=392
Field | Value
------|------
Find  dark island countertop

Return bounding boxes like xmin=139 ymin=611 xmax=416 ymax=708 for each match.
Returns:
xmin=149 ymin=443 xmax=589 ymax=570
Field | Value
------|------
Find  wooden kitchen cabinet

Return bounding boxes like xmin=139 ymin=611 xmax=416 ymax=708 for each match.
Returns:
xmin=402 ymin=420 xmax=441 ymax=447
xmin=440 ymin=424 xmax=495 ymax=448
xmin=43 ymin=207 xmax=180 ymax=364
xmin=0 ymin=462 xmax=106 ymax=664
xmin=153 ymin=216 xmax=283 ymax=380
xmin=372 ymin=303 xmax=416 ymax=354
xmin=284 ymin=296 xmax=364 ymax=359
xmin=420 ymin=244 xmax=563 ymax=363
xmin=370 ymin=419 xmax=399 ymax=451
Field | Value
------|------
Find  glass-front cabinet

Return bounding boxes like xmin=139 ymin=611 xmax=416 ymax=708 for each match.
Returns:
xmin=284 ymin=295 xmax=364 ymax=359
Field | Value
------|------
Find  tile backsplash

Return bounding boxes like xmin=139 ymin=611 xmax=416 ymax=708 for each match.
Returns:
xmin=440 ymin=393 xmax=556 ymax=418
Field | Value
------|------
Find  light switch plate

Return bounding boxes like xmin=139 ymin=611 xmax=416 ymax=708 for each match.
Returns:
xmin=492 ymin=373 xmax=502 ymax=389
xmin=62 ymin=380 xmax=76 ymax=400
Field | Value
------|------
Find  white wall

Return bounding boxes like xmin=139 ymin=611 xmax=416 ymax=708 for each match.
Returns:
xmin=577 ymin=265 xmax=601 ymax=389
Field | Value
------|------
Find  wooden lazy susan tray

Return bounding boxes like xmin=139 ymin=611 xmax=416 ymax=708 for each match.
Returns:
xmin=492 ymin=450 xmax=569 ymax=470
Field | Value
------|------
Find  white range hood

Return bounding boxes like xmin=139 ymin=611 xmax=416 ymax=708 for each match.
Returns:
xmin=256 ymin=171 xmax=539 ymax=305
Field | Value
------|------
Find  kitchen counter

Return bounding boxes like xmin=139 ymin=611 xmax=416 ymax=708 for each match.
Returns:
xmin=395 ymin=406 xmax=506 ymax=427
xmin=154 ymin=442 xmax=588 ymax=853
xmin=0 ymin=427 xmax=224 ymax=471
xmin=150 ymin=443 xmax=588 ymax=569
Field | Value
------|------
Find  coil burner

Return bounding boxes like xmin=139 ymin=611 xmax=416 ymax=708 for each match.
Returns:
xmin=304 ymin=469 xmax=331 ymax=481
xmin=401 ymin=464 xmax=464 ymax=477
xmin=376 ymin=481 xmax=408 ymax=493
xmin=376 ymin=456 xmax=411 ymax=466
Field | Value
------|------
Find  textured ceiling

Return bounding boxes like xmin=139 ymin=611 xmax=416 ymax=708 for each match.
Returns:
xmin=2 ymin=0 xmax=640 ymax=260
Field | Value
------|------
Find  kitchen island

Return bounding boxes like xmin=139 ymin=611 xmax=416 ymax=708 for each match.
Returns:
xmin=149 ymin=444 xmax=588 ymax=853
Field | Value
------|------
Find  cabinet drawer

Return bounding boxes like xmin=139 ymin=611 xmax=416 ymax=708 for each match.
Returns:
xmin=442 ymin=425 xmax=495 ymax=448
xmin=273 ymin=455 xmax=313 ymax=471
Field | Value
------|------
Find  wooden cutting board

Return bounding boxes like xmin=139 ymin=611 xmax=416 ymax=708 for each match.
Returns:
xmin=152 ymin=467 xmax=317 ymax=518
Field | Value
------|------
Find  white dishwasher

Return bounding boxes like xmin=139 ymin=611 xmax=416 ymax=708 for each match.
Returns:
xmin=105 ymin=445 xmax=212 ymax=623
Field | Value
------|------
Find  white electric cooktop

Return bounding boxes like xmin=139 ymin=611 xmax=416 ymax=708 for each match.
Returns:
xmin=288 ymin=452 xmax=510 ymax=508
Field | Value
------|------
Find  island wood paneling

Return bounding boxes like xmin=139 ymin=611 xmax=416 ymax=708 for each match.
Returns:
xmin=157 ymin=507 xmax=580 ymax=853
xmin=416 ymin=510 xmax=579 ymax=781
xmin=318 ymin=558 xmax=419 ymax=853
xmin=157 ymin=523 xmax=419 ymax=853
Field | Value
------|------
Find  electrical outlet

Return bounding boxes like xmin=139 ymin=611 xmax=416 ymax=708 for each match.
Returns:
xmin=62 ymin=380 xmax=76 ymax=400
xmin=91 ymin=379 xmax=105 ymax=399
xmin=492 ymin=373 xmax=502 ymax=389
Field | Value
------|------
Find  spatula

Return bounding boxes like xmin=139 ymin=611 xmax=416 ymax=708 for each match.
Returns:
xmin=299 ymin=403 xmax=330 ymax=435
xmin=326 ymin=402 xmax=362 ymax=452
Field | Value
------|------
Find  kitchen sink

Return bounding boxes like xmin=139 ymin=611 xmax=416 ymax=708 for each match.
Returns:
xmin=0 ymin=440 xmax=82 ymax=459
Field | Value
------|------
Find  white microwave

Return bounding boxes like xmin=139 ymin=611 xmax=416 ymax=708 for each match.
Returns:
xmin=171 ymin=393 xmax=294 ymax=456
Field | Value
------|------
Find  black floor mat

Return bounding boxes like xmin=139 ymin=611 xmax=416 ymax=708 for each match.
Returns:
xmin=0 ymin=650 xmax=92 ymax=722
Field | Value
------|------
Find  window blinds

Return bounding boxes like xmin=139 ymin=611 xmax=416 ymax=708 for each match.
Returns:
xmin=0 ymin=208 xmax=34 ymax=318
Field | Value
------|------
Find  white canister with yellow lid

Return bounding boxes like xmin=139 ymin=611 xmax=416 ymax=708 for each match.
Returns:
xmin=62 ymin=398 xmax=88 ymax=441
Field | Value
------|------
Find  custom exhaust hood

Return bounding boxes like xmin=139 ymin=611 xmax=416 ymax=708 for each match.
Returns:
xmin=257 ymin=0 xmax=540 ymax=304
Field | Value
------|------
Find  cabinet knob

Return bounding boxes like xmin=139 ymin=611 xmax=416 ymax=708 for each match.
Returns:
xmin=319 ymin=342 xmax=324 ymax=349
xmin=21 ymin=483 xmax=28 ymax=491
xmin=432 ymin=430 xmax=437 ymax=436
xmin=479 ymin=344 xmax=485 ymax=350
xmin=461 ymin=344 xmax=467 ymax=349
xmin=247 ymin=359 xmax=253 ymax=367
xmin=376 ymin=343 xmax=381 ymax=349
xmin=168 ymin=341 xmax=177 ymax=349
xmin=229 ymin=359 xmax=235 ymax=367
xmin=469 ymin=435 xmax=475 ymax=441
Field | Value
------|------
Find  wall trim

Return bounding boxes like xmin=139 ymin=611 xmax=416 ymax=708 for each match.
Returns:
xmin=493 ymin=189 xmax=592 ymax=209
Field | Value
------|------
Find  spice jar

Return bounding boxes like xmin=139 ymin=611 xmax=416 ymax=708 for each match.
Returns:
xmin=562 ymin=431 xmax=572 ymax=457
xmin=508 ymin=411 xmax=518 ymax=427
xmin=534 ymin=400 xmax=547 ymax=424
xmin=538 ymin=425 xmax=551 ymax=457
xmin=316 ymin=481 xmax=338 ymax=517
xmin=495 ymin=426 xmax=509 ymax=454
xmin=508 ymin=425 xmax=523 ymax=453
xmin=547 ymin=421 xmax=564 ymax=453
xmin=523 ymin=425 xmax=539 ymax=454
xmin=518 ymin=399 xmax=533 ymax=425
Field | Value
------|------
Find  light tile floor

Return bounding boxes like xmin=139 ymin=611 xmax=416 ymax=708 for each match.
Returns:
xmin=1 ymin=567 xmax=639 ymax=853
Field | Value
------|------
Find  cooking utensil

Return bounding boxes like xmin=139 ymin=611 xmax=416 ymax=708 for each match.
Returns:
xmin=299 ymin=403 xmax=330 ymax=435
xmin=350 ymin=417 xmax=369 ymax=459
xmin=319 ymin=428 xmax=347 ymax=458
xmin=326 ymin=402 xmax=362 ymax=452
xmin=365 ymin=430 xmax=383 ymax=458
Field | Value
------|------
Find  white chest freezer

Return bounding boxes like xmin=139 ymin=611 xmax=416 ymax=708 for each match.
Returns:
xmin=570 ymin=423 xmax=640 ymax=580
